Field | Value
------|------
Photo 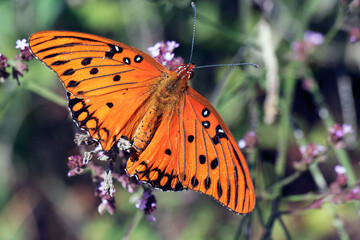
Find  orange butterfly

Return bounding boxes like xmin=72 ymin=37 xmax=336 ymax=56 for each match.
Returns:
xmin=29 ymin=31 xmax=255 ymax=214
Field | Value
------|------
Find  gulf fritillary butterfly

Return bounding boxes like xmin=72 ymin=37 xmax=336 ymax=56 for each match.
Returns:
xmin=29 ymin=31 xmax=255 ymax=214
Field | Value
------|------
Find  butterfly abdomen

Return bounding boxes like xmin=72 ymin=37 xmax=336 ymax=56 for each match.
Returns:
xmin=132 ymin=106 xmax=161 ymax=154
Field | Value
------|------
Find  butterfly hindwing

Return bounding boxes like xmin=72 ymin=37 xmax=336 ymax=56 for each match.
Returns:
xmin=182 ymin=87 xmax=255 ymax=214
xmin=126 ymin=87 xmax=255 ymax=214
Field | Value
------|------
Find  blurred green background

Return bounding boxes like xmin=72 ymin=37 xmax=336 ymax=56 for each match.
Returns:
xmin=0 ymin=0 xmax=359 ymax=239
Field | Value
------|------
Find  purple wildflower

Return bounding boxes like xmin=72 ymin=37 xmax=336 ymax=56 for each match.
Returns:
xmin=147 ymin=41 xmax=184 ymax=70
xmin=136 ymin=189 xmax=157 ymax=222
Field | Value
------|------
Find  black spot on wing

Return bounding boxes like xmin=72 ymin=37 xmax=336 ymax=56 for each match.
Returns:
xmin=106 ymin=102 xmax=113 ymax=108
xmin=134 ymin=55 xmax=143 ymax=63
xmin=202 ymin=121 xmax=210 ymax=129
xmin=204 ymin=177 xmax=211 ymax=190
xmin=67 ymin=80 xmax=80 ymax=88
xmin=51 ymin=60 xmax=69 ymax=65
xmin=62 ymin=68 xmax=75 ymax=76
xmin=217 ymin=180 xmax=223 ymax=198
xmin=165 ymin=149 xmax=171 ymax=155
xmin=123 ymin=57 xmax=131 ymax=65
xmin=191 ymin=176 xmax=199 ymax=187
xmin=44 ymin=53 xmax=61 ymax=59
xmin=212 ymin=125 xmax=228 ymax=144
xmin=199 ymin=155 xmax=206 ymax=164
xmin=210 ymin=158 xmax=218 ymax=170
xmin=90 ymin=68 xmax=98 ymax=74
xmin=202 ymin=108 xmax=210 ymax=117
xmin=81 ymin=58 xmax=92 ymax=66
xmin=113 ymin=75 xmax=121 ymax=81
xmin=105 ymin=44 xmax=123 ymax=59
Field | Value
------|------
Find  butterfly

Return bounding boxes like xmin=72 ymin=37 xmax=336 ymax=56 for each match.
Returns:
xmin=29 ymin=31 xmax=255 ymax=214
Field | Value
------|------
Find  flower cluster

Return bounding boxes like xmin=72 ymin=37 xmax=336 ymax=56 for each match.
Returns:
xmin=293 ymin=143 xmax=326 ymax=171
xmin=0 ymin=39 xmax=33 ymax=85
xmin=291 ymin=31 xmax=324 ymax=62
xmin=297 ymin=165 xmax=360 ymax=212
xmin=136 ymin=189 xmax=157 ymax=222
xmin=328 ymin=123 xmax=353 ymax=148
xmin=147 ymin=41 xmax=184 ymax=70
xmin=67 ymin=155 xmax=87 ymax=177
xmin=67 ymin=134 xmax=153 ymax=217
xmin=238 ymin=131 xmax=258 ymax=150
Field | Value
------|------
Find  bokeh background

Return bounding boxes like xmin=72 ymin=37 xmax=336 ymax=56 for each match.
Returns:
xmin=0 ymin=0 xmax=360 ymax=239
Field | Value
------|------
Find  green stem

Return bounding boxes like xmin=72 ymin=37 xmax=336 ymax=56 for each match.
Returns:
xmin=122 ymin=210 xmax=143 ymax=240
xmin=275 ymin=61 xmax=298 ymax=179
xmin=308 ymin=163 xmax=328 ymax=194
xmin=23 ymin=80 xmax=67 ymax=107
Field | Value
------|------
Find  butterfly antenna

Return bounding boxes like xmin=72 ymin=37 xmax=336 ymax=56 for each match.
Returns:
xmin=188 ymin=2 xmax=196 ymax=64
xmin=194 ymin=63 xmax=259 ymax=69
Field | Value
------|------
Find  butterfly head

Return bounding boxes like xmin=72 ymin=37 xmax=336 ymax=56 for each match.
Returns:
xmin=176 ymin=63 xmax=195 ymax=80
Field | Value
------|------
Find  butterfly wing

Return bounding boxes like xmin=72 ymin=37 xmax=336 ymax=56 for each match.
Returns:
xmin=126 ymin=87 xmax=255 ymax=214
xmin=29 ymin=31 xmax=168 ymax=150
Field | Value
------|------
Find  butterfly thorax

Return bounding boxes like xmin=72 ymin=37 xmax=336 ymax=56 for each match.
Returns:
xmin=154 ymin=64 xmax=195 ymax=102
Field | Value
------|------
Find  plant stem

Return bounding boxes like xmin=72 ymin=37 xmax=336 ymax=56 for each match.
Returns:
xmin=122 ymin=210 xmax=143 ymax=240
xmin=23 ymin=80 xmax=67 ymax=107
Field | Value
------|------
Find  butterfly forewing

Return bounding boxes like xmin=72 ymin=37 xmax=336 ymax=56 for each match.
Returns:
xmin=29 ymin=31 xmax=168 ymax=150
xmin=29 ymin=31 xmax=167 ymax=98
